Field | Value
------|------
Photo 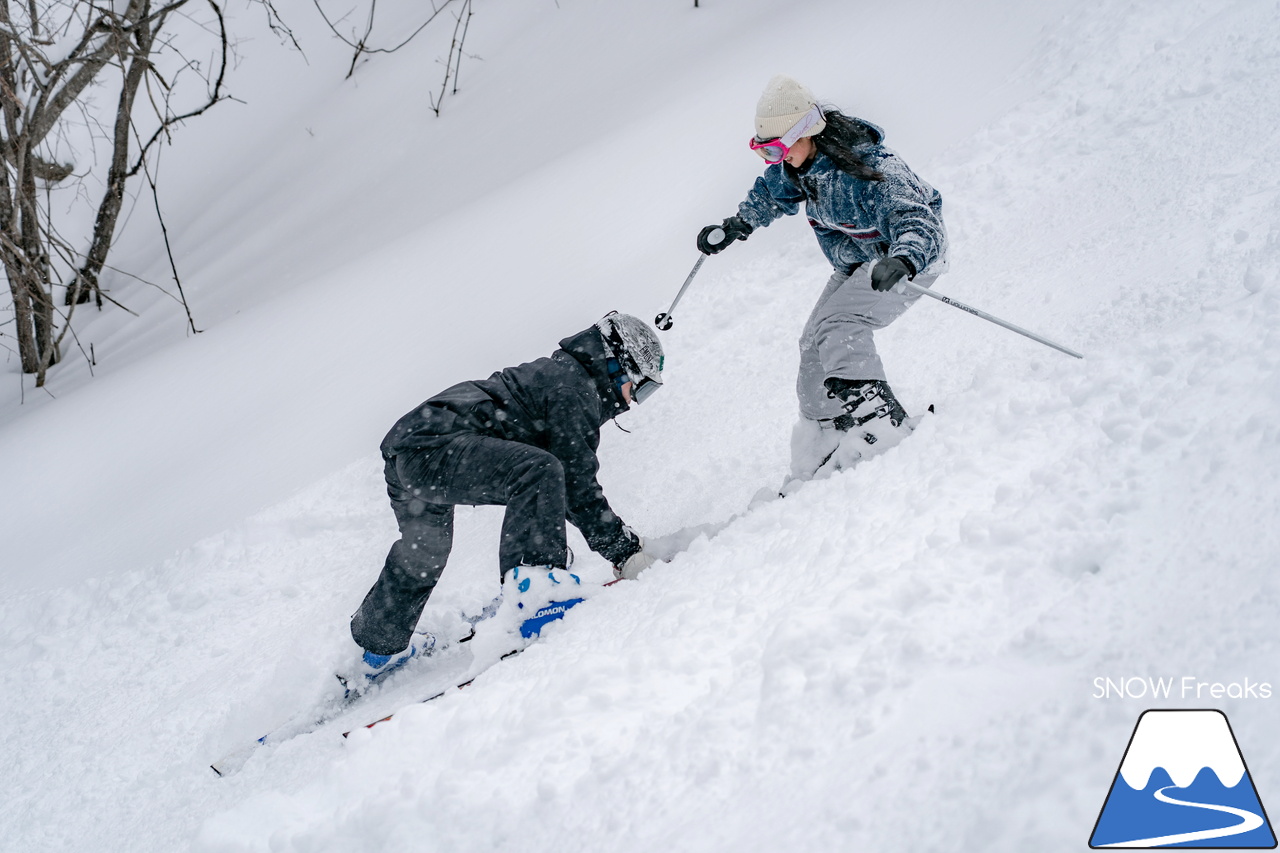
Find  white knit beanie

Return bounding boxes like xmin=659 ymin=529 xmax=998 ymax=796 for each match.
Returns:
xmin=755 ymin=74 xmax=827 ymax=140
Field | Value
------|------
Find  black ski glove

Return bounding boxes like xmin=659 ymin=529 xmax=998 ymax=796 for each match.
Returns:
xmin=870 ymin=256 xmax=915 ymax=292
xmin=697 ymin=216 xmax=753 ymax=255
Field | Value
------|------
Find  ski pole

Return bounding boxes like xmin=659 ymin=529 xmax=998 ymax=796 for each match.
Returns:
xmin=655 ymin=229 xmax=721 ymax=331
xmin=900 ymin=281 xmax=1084 ymax=359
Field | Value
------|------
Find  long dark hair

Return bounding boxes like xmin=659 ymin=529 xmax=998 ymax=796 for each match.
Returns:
xmin=811 ymin=109 xmax=884 ymax=181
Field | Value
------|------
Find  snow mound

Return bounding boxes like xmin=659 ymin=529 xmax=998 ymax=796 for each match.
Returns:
xmin=3 ymin=1 xmax=1280 ymax=852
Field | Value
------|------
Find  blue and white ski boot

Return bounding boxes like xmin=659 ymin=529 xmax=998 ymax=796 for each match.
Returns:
xmin=348 ymin=631 xmax=438 ymax=695
xmin=503 ymin=566 xmax=587 ymax=639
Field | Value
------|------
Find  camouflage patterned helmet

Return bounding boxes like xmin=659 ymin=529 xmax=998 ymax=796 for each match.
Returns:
xmin=596 ymin=312 xmax=664 ymax=403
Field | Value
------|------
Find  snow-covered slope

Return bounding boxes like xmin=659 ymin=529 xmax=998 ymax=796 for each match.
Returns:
xmin=4 ymin=0 xmax=1280 ymax=851
xmin=0 ymin=0 xmax=1070 ymax=590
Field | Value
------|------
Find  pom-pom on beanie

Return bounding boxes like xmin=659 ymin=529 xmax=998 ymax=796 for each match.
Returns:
xmin=755 ymin=74 xmax=827 ymax=141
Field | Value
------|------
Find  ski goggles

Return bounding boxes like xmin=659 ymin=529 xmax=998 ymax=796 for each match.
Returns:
xmin=749 ymin=106 xmax=824 ymax=164
xmin=607 ymin=356 xmax=663 ymax=404
xmin=630 ymin=375 xmax=662 ymax=405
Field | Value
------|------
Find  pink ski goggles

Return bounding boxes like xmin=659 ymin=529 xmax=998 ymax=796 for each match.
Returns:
xmin=749 ymin=106 xmax=824 ymax=164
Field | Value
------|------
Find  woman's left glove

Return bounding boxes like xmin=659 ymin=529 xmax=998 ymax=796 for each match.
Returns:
xmin=870 ymin=256 xmax=915 ymax=292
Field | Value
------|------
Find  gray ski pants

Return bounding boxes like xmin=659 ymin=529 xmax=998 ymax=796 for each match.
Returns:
xmin=795 ymin=264 xmax=938 ymax=421
xmin=350 ymin=434 xmax=570 ymax=655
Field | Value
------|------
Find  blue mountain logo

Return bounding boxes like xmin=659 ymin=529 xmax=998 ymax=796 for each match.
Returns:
xmin=1090 ymin=709 xmax=1276 ymax=848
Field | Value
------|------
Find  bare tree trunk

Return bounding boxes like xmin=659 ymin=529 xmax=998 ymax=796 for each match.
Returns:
xmin=2 ymin=255 xmax=41 ymax=373
xmin=18 ymin=137 xmax=59 ymax=380
xmin=69 ymin=1 xmax=154 ymax=308
xmin=0 ymin=1 xmax=43 ymax=375
xmin=0 ymin=137 xmax=40 ymax=374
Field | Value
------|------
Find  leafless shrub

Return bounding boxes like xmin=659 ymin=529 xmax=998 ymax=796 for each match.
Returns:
xmin=0 ymin=0 xmax=244 ymax=387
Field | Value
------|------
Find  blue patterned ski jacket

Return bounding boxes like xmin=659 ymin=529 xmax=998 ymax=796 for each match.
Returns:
xmin=736 ymin=119 xmax=947 ymax=277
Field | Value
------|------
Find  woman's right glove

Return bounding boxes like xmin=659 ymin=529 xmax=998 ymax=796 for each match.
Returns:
xmin=697 ymin=215 xmax=753 ymax=255
xmin=614 ymin=541 xmax=659 ymax=580
xmin=869 ymin=256 xmax=915 ymax=292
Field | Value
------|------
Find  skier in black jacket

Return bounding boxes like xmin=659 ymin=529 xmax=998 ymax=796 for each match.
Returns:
xmin=349 ymin=312 xmax=663 ymax=681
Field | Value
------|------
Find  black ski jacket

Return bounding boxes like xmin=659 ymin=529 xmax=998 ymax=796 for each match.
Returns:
xmin=381 ymin=326 xmax=639 ymax=566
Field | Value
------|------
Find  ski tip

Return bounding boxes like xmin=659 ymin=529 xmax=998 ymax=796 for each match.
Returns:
xmin=209 ymin=759 xmax=236 ymax=778
xmin=209 ymin=745 xmax=257 ymax=778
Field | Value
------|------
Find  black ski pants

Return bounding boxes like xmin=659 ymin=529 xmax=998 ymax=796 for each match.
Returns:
xmin=350 ymin=433 xmax=570 ymax=655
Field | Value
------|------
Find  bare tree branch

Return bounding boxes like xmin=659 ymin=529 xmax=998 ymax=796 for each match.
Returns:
xmin=312 ymin=0 xmax=458 ymax=79
xmin=428 ymin=0 xmax=472 ymax=117
xmin=126 ymin=0 xmax=226 ymax=174
xmin=258 ymin=0 xmax=302 ymax=55
xmin=136 ymin=124 xmax=199 ymax=333
xmin=27 ymin=5 xmax=140 ymax=149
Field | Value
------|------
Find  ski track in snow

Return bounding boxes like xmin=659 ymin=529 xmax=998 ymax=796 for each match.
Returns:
xmin=4 ymin=1 xmax=1280 ymax=851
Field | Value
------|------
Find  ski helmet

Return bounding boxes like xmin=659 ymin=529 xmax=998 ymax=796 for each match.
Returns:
xmin=596 ymin=312 xmax=664 ymax=404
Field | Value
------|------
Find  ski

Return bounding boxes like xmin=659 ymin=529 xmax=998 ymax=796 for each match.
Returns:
xmin=341 ymin=646 xmax=524 ymax=737
xmin=209 ymin=632 xmax=472 ymax=777
xmin=210 ymin=582 xmax=618 ymax=777
xmin=209 ymin=600 xmax=499 ymax=777
xmin=340 ymin=581 xmax=620 ymax=736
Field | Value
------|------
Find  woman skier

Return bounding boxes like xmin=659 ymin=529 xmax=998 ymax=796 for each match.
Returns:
xmin=698 ymin=75 xmax=948 ymax=481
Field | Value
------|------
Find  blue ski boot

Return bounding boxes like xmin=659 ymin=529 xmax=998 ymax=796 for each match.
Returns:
xmin=357 ymin=631 xmax=437 ymax=686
